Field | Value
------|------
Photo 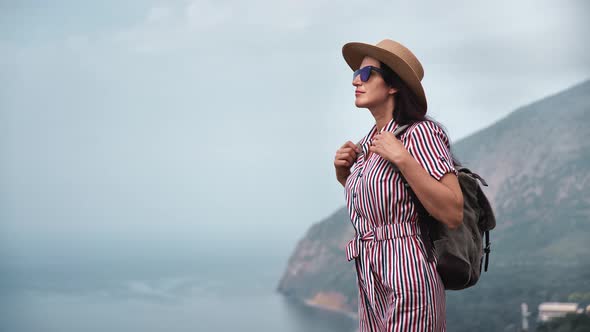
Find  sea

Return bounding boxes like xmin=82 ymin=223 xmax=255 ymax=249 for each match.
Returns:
xmin=0 ymin=254 xmax=358 ymax=332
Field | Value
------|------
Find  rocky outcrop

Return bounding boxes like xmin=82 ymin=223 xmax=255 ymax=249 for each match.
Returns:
xmin=277 ymin=207 xmax=357 ymax=314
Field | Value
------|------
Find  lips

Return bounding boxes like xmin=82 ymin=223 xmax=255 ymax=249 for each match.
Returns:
xmin=355 ymin=90 xmax=364 ymax=95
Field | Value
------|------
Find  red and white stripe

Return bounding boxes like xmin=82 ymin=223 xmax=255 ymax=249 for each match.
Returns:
xmin=344 ymin=118 xmax=456 ymax=332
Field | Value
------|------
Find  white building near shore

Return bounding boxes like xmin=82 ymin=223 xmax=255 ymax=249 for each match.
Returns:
xmin=538 ymin=302 xmax=580 ymax=322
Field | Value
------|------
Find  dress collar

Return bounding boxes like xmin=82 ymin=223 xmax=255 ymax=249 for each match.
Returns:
xmin=361 ymin=117 xmax=399 ymax=145
xmin=357 ymin=117 xmax=399 ymax=158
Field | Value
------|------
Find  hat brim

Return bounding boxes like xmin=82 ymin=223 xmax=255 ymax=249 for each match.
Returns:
xmin=342 ymin=42 xmax=427 ymax=111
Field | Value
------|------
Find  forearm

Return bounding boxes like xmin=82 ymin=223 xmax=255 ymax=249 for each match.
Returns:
xmin=395 ymin=153 xmax=463 ymax=228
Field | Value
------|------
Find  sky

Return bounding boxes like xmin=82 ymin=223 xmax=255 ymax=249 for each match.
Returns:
xmin=1 ymin=0 xmax=589 ymax=266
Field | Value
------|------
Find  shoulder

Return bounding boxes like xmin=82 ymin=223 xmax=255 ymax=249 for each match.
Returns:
xmin=406 ymin=120 xmax=450 ymax=147
xmin=407 ymin=120 xmax=447 ymax=136
xmin=404 ymin=120 xmax=457 ymax=179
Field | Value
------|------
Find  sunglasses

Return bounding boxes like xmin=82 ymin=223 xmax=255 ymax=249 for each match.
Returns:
xmin=353 ymin=65 xmax=385 ymax=82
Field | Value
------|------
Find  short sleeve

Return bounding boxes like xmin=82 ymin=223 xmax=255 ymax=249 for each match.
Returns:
xmin=406 ymin=121 xmax=457 ymax=181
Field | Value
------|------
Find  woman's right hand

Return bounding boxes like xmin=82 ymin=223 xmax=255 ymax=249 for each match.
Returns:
xmin=334 ymin=141 xmax=361 ymax=187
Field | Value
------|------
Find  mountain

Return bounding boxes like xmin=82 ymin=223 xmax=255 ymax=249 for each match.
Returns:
xmin=277 ymin=79 xmax=590 ymax=331
xmin=452 ymin=79 xmax=590 ymax=264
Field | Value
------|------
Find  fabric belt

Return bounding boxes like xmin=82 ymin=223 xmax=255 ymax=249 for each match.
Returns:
xmin=346 ymin=222 xmax=422 ymax=314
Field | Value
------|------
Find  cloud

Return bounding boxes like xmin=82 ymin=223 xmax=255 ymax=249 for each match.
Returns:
xmin=146 ymin=6 xmax=173 ymax=24
xmin=185 ymin=0 xmax=234 ymax=30
xmin=64 ymin=34 xmax=90 ymax=51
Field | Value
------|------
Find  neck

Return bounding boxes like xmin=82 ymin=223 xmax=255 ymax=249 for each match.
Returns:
xmin=370 ymin=98 xmax=396 ymax=133
xmin=374 ymin=113 xmax=392 ymax=133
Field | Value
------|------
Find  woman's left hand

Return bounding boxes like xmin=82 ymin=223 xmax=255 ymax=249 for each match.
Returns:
xmin=369 ymin=131 xmax=410 ymax=165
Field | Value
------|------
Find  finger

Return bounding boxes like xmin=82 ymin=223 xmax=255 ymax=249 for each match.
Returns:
xmin=347 ymin=151 xmax=358 ymax=160
xmin=338 ymin=147 xmax=357 ymax=155
xmin=342 ymin=141 xmax=356 ymax=150
xmin=336 ymin=152 xmax=354 ymax=164
xmin=344 ymin=141 xmax=361 ymax=153
xmin=375 ymin=133 xmax=390 ymax=141
xmin=334 ymin=160 xmax=350 ymax=167
xmin=336 ymin=151 xmax=351 ymax=159
xmin=385 ymin=133 xmax=398 ymax=141
xmin=343 ymin=153 xmax=354 ymax=164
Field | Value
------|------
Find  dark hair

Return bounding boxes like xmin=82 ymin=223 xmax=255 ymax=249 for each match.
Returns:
xmin=379 ymin=61 xmax=462 ymax=166
xmin=379 ymin=61 xmax=427 ymax=126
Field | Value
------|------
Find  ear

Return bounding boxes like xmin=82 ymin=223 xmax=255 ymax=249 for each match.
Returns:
xmin=389 ymin=87 xmax=398 ymax=95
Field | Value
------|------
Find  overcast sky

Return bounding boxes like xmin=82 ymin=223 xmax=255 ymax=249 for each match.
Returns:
xmin=1 ymin=0 xmax=589 ymax=265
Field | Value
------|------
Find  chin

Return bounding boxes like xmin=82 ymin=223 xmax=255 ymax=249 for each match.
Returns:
xmin=354 ymin=96 xmax=368 ymax=108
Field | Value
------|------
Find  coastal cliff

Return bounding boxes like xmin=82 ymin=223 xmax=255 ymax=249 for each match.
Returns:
xmin=277 ymin=207 xmax=357 ymax=316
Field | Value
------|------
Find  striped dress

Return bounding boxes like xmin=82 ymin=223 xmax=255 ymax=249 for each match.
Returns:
xmin=344 ymin=117 xmax=457 ymax=332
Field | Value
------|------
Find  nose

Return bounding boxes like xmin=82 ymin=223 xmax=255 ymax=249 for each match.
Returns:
xmin=352 ymin=73 xmax=362 ymax=86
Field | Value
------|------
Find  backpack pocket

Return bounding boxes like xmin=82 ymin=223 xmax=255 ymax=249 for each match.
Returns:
xmin=434 ymin=238 xmax=472 ymax=290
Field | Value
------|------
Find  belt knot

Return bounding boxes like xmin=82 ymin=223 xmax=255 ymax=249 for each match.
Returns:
xmin=345 ymin=222 xmax=421 ymax=261
xmin=345 ymin=222 xmax=422 ymax=317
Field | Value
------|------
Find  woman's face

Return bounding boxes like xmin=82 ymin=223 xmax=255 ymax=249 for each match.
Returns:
xmin=352 ymin=56 xmax=396 ymax=109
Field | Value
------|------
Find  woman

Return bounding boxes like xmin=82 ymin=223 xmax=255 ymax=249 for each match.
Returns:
xmin=333 ymin=39 xmax=464 ymax=331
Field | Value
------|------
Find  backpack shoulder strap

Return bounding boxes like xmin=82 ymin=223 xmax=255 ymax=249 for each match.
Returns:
xmin=392 ymin=124 xmax=410 ymax=137
xmin=355 ymin=124 xmax=411 ymax=155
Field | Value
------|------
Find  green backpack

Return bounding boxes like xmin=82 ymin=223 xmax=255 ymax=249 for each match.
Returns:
xmin=392 ymin=124 xmax=497 ymax=290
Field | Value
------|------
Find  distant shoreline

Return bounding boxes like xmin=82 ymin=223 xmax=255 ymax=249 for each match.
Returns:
xmin=303 ymin=298 xmax=358 ymax=320
xmin=279 ymin=291 xmax=359 ymax=320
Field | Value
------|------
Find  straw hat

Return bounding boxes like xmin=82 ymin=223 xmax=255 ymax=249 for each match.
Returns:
xmin=342 ymin=39 xmax=427 ymax=110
